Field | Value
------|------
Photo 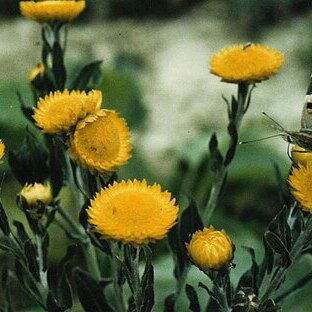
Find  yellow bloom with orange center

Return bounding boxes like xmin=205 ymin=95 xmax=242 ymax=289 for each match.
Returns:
xmin=20 ymin=182 xmax=52 ymax=208
xmin=67 ymin=109 xmax=132 ymax=174
xmin=291 ymin=145 xmax=312 ymax=167
xmin=87 ymin=179 xmax=179 ymax=245
xmin=33 ymin=89 xmax=102 ymax=134
xmin=210 ymin=44 xmax=283 ymax=83
xmin=186 ymin=226 xmax=233 ymax=270
xmin=29 ymin=64 xmax=45 ymax=82
xmin=0 ymin=140 xmax=5 ymax=164
xmin=20 ymin=1 xmax=86 ymax=23
xmin=288 ymin=163 xmax=312 ymax=213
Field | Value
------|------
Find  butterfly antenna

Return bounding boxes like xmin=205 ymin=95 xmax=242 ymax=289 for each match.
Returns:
xmin=240 ymin=134 xmax=284 ymax=145
xmin=262 ymin=112 xmax=286 ymax=132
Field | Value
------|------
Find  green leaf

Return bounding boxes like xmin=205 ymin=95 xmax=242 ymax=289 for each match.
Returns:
xmin=141 ymin=246 xmax=154 ymax=312
xmin=230 ymin=95 xmax=238 ymax=119
xmin=236 ymin=247 xmax=259 ymax=293
xmin=224 ymin=121 xmax=238 ymax=167
xmin=46 ymin=292 xmax=68 ymax=312
xmin=24 ymin=240 xmax=40 ymax=282
xmin=259 ymin=299 xmax=281 ymax=312
xmin=275 ymin=271 xmax=312 ymax=303
xmin=55 ymin=246 xmax=76 ymax=309
xmin=208 ymin=133 xmax=223 ymax=172
xmin=0 ymin=201 xmax=10 ymax=236
xmin=185 ymin=284 xmax=201 ymax=312
xmin=73 ymin=267 xmax=113 ymax=312
xmin=13 ymin=221 xmax=30 ymax=244
xmin=1 ymin=266 xmax=13 ymax=312
xmin=8 ymin=130 xmax=49 ymax=185
xmin=52 ymin=41 xmax=66 ymax=90
xmin=71 ymin=60 xmax=103 ymax=90
xmin=264 ymin=231 xmax=291 ymax=267
xmin=17 ymin=91 xmax=34 ymax=123
xmin=163 ymin=293 xmax=175 ymax=312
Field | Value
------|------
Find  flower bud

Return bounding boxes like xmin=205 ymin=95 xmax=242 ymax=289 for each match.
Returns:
xmin=186 ymin=225 xmax=233 ymax=270
xmin=28 ymin=64 xmax=44 ymax=82
xmin=19 ymin=182 xmax=52 ymax=208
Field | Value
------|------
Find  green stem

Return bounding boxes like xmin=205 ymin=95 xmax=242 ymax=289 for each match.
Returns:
xmin=57 ymin=206 xmax=101 ymax=280
xmin=260 ymin=215 xmax=312 ymax=302
xmin=202 ymin=83 xmax=250 ymax=225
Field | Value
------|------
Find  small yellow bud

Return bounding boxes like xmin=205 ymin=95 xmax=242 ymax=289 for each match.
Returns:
xmin=0 ymin=140 xmax=5 ymax=164
xmin=291 ymin=145 xmax=312 ymax=167
xmin=186 ymin=225 xmax=233 ymax=270
xmin=20 ymin=182 xmax=52 ymax=208
xmin=28 ymin=64 xmax=44 ymax=82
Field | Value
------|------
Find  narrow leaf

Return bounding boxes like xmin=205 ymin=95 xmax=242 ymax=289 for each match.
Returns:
xmin=185 ymin=284 xmax=201 ymax=312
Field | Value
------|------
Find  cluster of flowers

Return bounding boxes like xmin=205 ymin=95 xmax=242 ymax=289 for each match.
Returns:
xmin=2 ymin=0 xmax=310 ymax=291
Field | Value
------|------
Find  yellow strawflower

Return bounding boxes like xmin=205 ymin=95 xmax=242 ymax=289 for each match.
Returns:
xmin=29 ymin=64 xmax=44 ymax=82
xmin=210 ymin=44 xmax=283 ymax=83
xmin=0 ymin=140 xmax=5 ymax=164
xmin=186 ymin=226 xmax=233 ymax=270
xmin=288 ymin=163 xmax=312 ymax=213
xmin=33 ymin=89 xmax=102 ymax=134
xmin=87 ymin=179 xmax=179 ymax=246
xmin=20 ymin=182 xmax=52 ymax=208
xmin=291 ymin=145 xmax=312 ymax=167
xmin=67 ymin=109 xmax=132 ymax=174
xmin=19 ymin=1 xmax=86 ymax=23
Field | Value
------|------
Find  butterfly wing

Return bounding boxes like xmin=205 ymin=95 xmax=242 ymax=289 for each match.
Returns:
xmin=286 ymin=130 xmax=312 ymax=151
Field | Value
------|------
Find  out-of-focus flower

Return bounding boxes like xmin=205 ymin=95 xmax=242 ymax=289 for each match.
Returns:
xmin=19 ymin=182 xmax=52 ymax=208
xmin=288 ymin=162 xmax=312 ymax=213
xmin=29 ymin=64 xmax=45 ymax=82
xmin=33 ymin=89 xmax=102 ymax=134
xmin=67 ymin=109 xmax=132 ymax=174
xmin=19 ymin=0 xmax=86 ymax=23
xmin=186 ymin=225 xmax=233 ymax=270
xmin=291 ymin=145 xmax=312 ymax=167
xmin=0 ymin=140 xmax=5 ymax=164
xmin=210 ymin=44 xmax=283 ymax=83
xmin=87 ymin=179 xmax=179 ymax=245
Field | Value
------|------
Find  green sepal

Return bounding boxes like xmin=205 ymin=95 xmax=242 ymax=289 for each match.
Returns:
xmin=185 ymin=284 xmax=201 ymax=312
xmin=24 ymin=209 xmax=42 ymax=235
xmin=141 ymin=246 xmax=154 ymax=312
xmin=8 ymin=130 xmax=49 ymax=185
xmin=71 ymin=60 xmax=103 ymax=90
xmin=264 ymin=231 xmax=291 ymax=268
xmin=0 ymin=201 xmax=10 ymax=236
xmin=52 ymin=41 xmax=66 ymax=90
xmin=1 ymin=266 xmax=13 ymax=312
xmin=73 ymin=267 xmax=114 ymax=312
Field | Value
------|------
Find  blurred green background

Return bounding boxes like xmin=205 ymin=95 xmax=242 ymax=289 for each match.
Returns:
xmin=0 ymin=0 xmax=312 ymax=311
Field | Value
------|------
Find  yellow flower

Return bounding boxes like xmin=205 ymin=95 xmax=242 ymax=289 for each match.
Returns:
xmin=288 ymin=163 xmax=312 ymax=213
xmin=29 ymin=64 xmax=44 ymax=82
xmin=210 ymin=44 xmax=283 ymax=83
xmin=20 ymin=182 xmax=52 ymax=207
xmin=33 ymin=89 xmax=102 ymax=134
xmin=186 ymin=226 xmax=233 ymax=270
xmin=87 ymin=179 xmax=179 ymax=245
xmin=291 ymin=145 xmax=312 ymax=167
xmin=0 ymin=140 xmax=5 ymax=164
xmin=19 ymin=1 xmax=86 ymax=23
xmin=67 ymin=109 xmax=132 ymax=174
